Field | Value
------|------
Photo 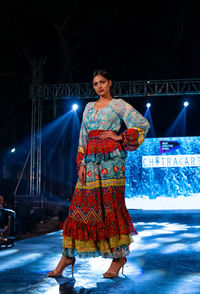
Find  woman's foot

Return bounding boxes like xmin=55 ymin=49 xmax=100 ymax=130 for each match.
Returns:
xmin=103 ymin=257 xmax=127 ymax=278
xmin=48 ymin=256 xmax=75 ymax=278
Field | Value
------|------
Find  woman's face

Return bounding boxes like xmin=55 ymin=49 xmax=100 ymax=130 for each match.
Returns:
xmin=93 ymin=75 xmax=112 ymax=96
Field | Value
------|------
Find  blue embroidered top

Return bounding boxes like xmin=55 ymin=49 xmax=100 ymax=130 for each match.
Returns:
xmin=76 ymin=98 xmax=150 ymax=168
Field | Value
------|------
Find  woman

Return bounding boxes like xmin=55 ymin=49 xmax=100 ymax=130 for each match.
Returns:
xmin=48 ymin=69 xmax=150 ymax=278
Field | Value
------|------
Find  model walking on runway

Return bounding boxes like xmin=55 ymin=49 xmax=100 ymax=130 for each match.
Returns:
xmin=48 ymin=69 xmax=150 ymax=278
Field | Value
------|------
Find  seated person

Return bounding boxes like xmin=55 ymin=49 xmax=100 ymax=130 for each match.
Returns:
xmin=0 ymin=195 xmax=9 ymax=242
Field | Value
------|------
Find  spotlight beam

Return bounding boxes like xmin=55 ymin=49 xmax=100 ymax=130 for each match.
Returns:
xmin=72 ymin=104 xmax=78 ymax=111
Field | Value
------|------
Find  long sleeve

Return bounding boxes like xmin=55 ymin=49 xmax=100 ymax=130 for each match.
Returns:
xmin=76 ymin=104 xmax=90 ymax=170
xmin=117 ymin=99 xmax=150 ymax=151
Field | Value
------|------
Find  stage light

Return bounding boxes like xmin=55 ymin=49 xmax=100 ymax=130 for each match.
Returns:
xmin=146 ymin=103 xmax=151 ymax=108
xmin=184 ymin=101 xmax=189 ymax=107
xmin=11 ymin=148 xmax=15 ymax=153
xmin=72 ymin=104 xmax=78 ymax=111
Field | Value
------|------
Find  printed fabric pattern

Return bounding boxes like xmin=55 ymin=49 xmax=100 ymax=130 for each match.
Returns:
xmin=63 ymin=98 xmax=150 ymax=258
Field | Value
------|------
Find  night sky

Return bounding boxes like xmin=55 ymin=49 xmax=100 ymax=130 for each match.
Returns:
xmin=1 ymin=0 xmax=200 ymax=151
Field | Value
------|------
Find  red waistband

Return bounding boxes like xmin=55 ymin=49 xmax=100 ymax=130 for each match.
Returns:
xmin=88 ymin=130 xmax=114 ymax=139
xmin=86 ymin=130 xmax=122 ymax=156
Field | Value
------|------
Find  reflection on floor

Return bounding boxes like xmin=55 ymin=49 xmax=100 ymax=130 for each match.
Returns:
xmin=1 ymin=210 xmax=200 ymax=294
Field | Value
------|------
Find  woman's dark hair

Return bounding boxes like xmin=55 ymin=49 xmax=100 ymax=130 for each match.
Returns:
xmin=93 ymin=69 xmax=111 ymax=81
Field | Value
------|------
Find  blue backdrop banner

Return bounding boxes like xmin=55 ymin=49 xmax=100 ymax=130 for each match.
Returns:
xmin=125 ymin=136 xmax=200 ymax=210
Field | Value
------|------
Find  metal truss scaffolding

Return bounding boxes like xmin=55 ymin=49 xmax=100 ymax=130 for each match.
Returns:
xmin=30 ymin=59 xmax=43 ymax=197
xmin=30 ymin=98 xmax=42 ymax=196
xmin=31 ymin=78 xmax=200 ymax=99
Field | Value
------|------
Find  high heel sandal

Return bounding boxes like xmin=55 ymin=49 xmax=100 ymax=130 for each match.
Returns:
xmin=48 ymin=256 xmax=75 ymax=278
xmin=103 ymin=257 xmax=127 ymax=279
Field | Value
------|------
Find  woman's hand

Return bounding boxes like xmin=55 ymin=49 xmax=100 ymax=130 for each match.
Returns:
xmin=97 ymin=131 xmax=122 ymax=141
xmin=78 ymin=165 xmax=86 ymax=185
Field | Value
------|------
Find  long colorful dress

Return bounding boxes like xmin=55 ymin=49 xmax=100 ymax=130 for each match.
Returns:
xmin=62 ymin=98 xmax=150 ymax=258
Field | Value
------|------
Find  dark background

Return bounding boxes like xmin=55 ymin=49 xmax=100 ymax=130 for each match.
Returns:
xmin=0 ymin=0 xmax=200 ymax=171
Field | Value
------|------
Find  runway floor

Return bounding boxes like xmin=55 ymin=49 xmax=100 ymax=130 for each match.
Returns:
xmin=1 ymin=210 xmax=200 ymax=294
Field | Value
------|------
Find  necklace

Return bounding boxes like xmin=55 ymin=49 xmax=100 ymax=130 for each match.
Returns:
xmin=94 ymin=99 xmax=112 ymax=108
xmin=95 ymin=101 xmax=105 ymax=106
xmin=93 ymin=98 xmax=113 ymax=121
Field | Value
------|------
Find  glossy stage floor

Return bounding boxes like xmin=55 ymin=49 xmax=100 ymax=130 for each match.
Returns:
xmin=1 ymin=210 xmax=200 ymax=294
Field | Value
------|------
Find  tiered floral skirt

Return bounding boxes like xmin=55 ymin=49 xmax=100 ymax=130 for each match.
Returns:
xmin=62 ymin=130 xmax=138 ymax=258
